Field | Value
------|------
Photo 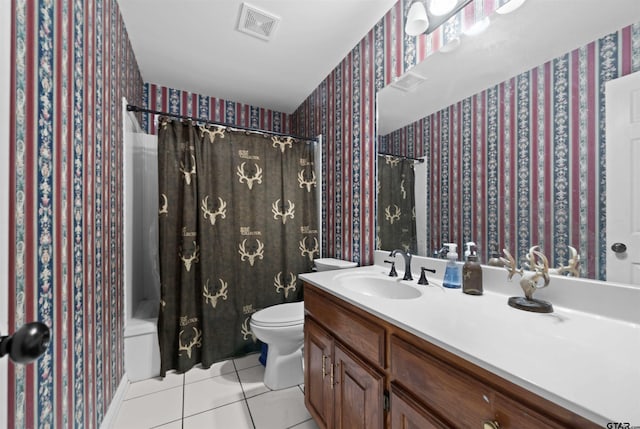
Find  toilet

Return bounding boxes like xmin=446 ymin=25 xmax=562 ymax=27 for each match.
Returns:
xmin=250 ymin=258 xmax=357 ymax=390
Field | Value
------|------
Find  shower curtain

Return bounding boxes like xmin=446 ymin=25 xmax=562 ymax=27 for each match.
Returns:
xmin=377 ymin=155 xmax=417 ymax=253
xmin=157 ymin=118 xmax=318 ymax=375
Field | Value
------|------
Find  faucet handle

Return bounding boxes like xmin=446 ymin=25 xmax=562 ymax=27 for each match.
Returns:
xmin=384 ymin=260 xmax=398 ymax=277
xmin=418 ymin=267 xmax=436 ymax=285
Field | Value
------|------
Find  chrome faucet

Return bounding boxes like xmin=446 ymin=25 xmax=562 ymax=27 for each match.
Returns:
xmin=389 ymin=249 xmax=413 ymax=281
xmin=433 ymin=246 xmax=449 ymax=259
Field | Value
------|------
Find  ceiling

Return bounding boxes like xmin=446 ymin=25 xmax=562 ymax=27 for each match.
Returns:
xmin=117 ymin=0 xmax=397 ymax=114
xmin=378 ymin=0 xmax=640 ymax=135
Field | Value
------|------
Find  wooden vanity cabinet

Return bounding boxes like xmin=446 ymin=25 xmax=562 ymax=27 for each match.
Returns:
xmin=303 ymin=282 xmax=600 ymax=429
xmin=304 ymin=289 xmax=385 ymax=429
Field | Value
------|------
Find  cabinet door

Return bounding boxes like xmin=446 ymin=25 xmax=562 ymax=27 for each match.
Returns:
xmin=390 ymin=385 xmax=448 ymax=429
xmin=333 ymin=342 xmax=384 ymax=429
xmin=304 ymin=317 xmax=333 ymax=429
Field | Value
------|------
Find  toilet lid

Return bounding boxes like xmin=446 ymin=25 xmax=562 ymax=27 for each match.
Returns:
xmin=251 ymin=302 xmax=304 ymax=327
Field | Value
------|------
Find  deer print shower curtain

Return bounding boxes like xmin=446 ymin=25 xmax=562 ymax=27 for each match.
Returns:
xmin=157 ymin=118 xmax=318 ymax=375
xmin=377 ymin=155 xmax=417 ymax=253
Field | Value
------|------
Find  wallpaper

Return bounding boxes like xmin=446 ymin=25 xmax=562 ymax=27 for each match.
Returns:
xmin=8 ymin=0 xmax=143 ymax=428
xmin=142 ymin=83 xmax=292 ymax=135
xmin=380 ymin=22 xmax=640 ymax=280
xmin=293 ymin=0 xmax=500 ymax=265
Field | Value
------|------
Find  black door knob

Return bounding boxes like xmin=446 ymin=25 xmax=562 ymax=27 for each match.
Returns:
xmin=611 ymin=242 xmax=627 ymax=253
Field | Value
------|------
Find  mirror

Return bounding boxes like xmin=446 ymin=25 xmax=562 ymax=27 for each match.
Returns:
xmin=376 ymin=0 xmax=640 ymax=280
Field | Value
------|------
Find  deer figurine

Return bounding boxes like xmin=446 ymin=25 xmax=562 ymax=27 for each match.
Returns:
xmin=548 ymin=246 xmax=581 ymax=277
xmin=500 ymin=246 xmax=553 ymax=313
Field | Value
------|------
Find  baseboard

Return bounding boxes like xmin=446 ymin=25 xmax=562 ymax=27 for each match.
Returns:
xmin=100 ymin=375 xmax=129 ymax=429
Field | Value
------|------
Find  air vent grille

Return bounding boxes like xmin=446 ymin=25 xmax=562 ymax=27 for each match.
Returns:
xmin=237 ymin=3 xmax=280 ymax=41
xmin=390 ymin=71 xmax=427 ymax=92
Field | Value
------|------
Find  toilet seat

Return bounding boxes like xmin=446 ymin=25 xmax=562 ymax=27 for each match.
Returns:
xmin=251 ymin=302 xmax=304 ymax=327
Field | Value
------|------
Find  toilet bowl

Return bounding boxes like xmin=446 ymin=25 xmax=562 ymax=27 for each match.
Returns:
xmin=250 ymin=301 xmax=305 ymax=390
xmin=250 ymin=258 xmax=357 ymax=390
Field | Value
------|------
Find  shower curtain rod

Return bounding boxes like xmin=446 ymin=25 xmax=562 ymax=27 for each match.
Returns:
xmin=126 ymin=104 xmax=318 ymax=142
xmin=377 ymin=152 xmax=425 ymax=163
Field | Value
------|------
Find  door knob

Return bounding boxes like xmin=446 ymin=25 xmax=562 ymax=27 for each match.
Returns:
xmin=611 ymin=242 xmax=627 ymax=253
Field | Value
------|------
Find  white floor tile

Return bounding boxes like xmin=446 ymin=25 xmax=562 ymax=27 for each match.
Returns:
xmin=233 ymin=352 xmax=262 ymax=371
xmin=114 ymin=386 xmax=183 ymax=429
xmin=237 ymin=364 xmax=270 ymax=398
xmin=125 ymin=371 xmax=184 ymax=400
xmin=182 ymin=400 xmax=254 ymax=429
xmin=289 ymin=419 xmax=320 ymax=429
xmin=183 ymin=372 xmax=245 ymax=418
xmin=247 ymin=386 xmax=311 ymax=429
xmin=184 ymin=359 xmax=236 ymax=384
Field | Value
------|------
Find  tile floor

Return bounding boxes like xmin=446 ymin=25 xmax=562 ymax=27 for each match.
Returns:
xmin=113 ymin=353 xmax=319 ymax=429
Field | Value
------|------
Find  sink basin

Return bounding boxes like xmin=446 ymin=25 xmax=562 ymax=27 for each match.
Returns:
xmin=335 ymin=274 xmax=422 ymax=299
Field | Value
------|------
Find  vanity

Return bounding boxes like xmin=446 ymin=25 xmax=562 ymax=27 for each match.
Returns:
xmin=299 ymin=252 xmax=640 ymax=428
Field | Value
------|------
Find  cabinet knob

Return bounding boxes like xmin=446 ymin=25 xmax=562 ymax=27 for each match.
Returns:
xmin=482 ymin=421 xmax=500 ymax=429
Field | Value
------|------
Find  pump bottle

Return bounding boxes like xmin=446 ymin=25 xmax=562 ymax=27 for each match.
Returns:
xmin=442 ymin=243 xmax=461 ymax=289
xmin=462 ymin=245 xmax=483 ymax=295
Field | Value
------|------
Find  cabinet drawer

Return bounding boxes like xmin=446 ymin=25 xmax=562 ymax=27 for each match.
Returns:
xmin=493 ymin=392 xmax=564 ymax=429
xmin=305 ymin=285 xmax=385 ymax=368
xmin=390 ymin=335 xmax=493 ymax=427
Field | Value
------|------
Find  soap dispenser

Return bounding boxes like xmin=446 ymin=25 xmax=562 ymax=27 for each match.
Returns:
xmin=462 ymin=245 xmax=483 ymax=295
xmin=464 ymin=241 xmax=476 ymax=261
xmin=442 ymin=243 xmax=461 ymax=289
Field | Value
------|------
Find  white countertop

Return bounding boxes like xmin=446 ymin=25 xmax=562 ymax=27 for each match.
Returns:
xmin=300 ymin=260 xmax=640 ymax=426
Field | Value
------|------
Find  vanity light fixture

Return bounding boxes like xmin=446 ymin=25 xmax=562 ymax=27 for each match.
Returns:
xmin=405 ymin=1 xmax=430 ymax=36
xmin=496 ymin=0 xmax=527 ymax=15
xmin=405 ymin=0 xmax=473 ymax=36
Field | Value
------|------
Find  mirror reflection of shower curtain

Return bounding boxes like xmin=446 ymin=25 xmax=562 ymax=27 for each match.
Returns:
xmin=377 ymin=156 xmax=417 ymax=253
xmin=157 ymin=119 xmax=318 ymax=375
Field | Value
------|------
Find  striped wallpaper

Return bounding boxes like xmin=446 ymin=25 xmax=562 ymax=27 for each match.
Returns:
xmin=142 ymin=83 xmax=292 ymax=135
xmin=7 ymin=0 xmax=638 ymax=428
xmin=293 ymin=0 xmax=500 ymax=265
xmin=380 ymin=22 xmax=640 ymax=280
xmin=8 ymin=0 xmax=143 ymax=428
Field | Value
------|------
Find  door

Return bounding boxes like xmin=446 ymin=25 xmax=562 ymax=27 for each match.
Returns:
xmin=606 ymin=70 xmax=640 ymax=285
xmin=333 ymin=343 xmax=384 ymax=429
xmin=1 ymin=1 xmax=12 ymax=427
xmin=304 ymin=318 xmax=333 ymax=429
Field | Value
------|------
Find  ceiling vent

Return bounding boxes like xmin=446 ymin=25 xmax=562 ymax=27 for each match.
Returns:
xmin=237 ymin=3 xmax=280 ymax=41
xmin=390 ymin=71 xmax=427 ymax=92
